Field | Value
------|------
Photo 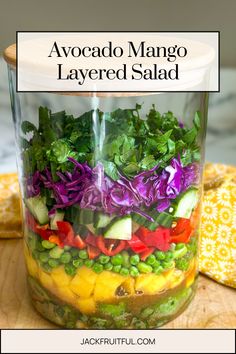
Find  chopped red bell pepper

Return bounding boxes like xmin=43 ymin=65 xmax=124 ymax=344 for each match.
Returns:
xmin=56 ymin=221 xmax=73 ymax=237
xmin=56 ymin=221 xmax=85 ymax=249
xmin=136 ymin=227 xmax=150 ymax=238
xmin=170 ymin=230 xmax=191 ymax=243
xmin=96 ymin=236 xmax=126 ymax=256
xmin=85 ymin=233 xmax=98 ymax=247
xmin=127 ymin=234 xmax=149 ymax=254
xmin=25 ymin=211 xmax=38 ymax=234
xmin=124 ymin=241 xmax=131 ymax=250
xmin=138 ymin=227 xmax=171 ymax=251
xmin=73 ymin=235 xmax=86 ymax=249
xmin=171 ymin=218 xmax=191 ymax=235
xmin=87 ymin=245 xmax=100 ymax=259
xmin=140 ymin=247 xmax=155 ymax=261
xmin=170 ymin=218 xmax=192 ymax=243
xmin=57 ymin=221 xmax=75 ymax=246
xmin=36 ymin=226 xmax=54 ymax=240
xmin=26 ymin=211 xmax=54 ymax=240
xmin=49 ymin=235 xmax=64 ymax=248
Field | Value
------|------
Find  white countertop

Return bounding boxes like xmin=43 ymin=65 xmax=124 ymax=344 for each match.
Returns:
xmin=0 ymin=60 xmax=236 ymax=174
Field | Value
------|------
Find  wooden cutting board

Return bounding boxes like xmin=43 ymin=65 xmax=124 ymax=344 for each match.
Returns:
xmin=0 ymin=239 xmax=236 ymax=329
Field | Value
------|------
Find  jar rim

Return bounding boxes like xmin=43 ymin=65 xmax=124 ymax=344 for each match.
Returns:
xmin=4 ymin=38 xmax=215 ymax=95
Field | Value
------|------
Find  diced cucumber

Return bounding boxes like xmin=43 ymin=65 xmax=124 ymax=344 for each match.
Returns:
xmin=132 ymin=221 xmax=140 ymax=234
xmin=132 ymin=210 xmax=173 ymax=230
xmin=155 ymin=212 xmax=173 ymax=228
xmin=95 ymin=213 xmax=115 ymax=229
xmin=132 ymin=213 xmax=158 ymax=231
xmin=174 ymin=188 xmax=198 ymax=219
xmin=79 ymin=209 xmax=94 ymax=224
xmin=74 ymin=224 xmax=89 ymax=237
xmin=25 ymin=196 xmax=49 ymax=225
xmin=50 ymin=210 xmax=64 ymax=230
xmin=104 ymin=215 xmax=132 ymax=240
xmin=87 ymin=224 xmax=96 ymax=234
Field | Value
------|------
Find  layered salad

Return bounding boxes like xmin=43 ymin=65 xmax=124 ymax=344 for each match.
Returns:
xmin=22 ymin=104 xmax=201 ymax=328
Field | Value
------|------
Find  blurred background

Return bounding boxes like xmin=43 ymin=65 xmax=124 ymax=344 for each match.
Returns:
xmin=0 ymin=0 xmax=236 ymax=172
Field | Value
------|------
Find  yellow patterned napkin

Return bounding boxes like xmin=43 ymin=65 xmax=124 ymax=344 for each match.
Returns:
xmin=199 ymin=163 xmax=236 ymax=288
xmin=0 ymin=173 xmax=22 ymax=238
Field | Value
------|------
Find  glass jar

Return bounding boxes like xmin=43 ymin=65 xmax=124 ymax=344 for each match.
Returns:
xmin=5 ymin=44 xmax=208 ymax=329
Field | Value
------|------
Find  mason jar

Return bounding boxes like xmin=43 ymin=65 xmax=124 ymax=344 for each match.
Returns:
xmin=4 ymin=43 xmax=209 ymax=329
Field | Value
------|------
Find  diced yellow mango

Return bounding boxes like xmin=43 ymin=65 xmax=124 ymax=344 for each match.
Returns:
xmin=76 ymin=297 xmax=97 ymax=314
xmin=186 ymin=272 xmax=196 ymax=288
xmin=76 ymin=266 xmax=98 ymax=283
xmin=164 ymin=268 xmax=175 ymax=280
xmin=38 ymin=268 xmax=54 ymax=291
xmin=93 ymin=283 xmax=117 ymax=301
xmin=135 ymin=274 xmax=167 ymax=295
xmin=70 ymin=266 xmax=98 ymax=298
xmin=94 ymin=271 xmax=125 ymax=301
xmin=168 ymin=270 xmax=185 ymax=289
xmin=186 ymin=259 xmax=197 ymax=275
xmin=122 ymin=277 xmax=135 ymax=295
xmin=55 ymin=286 xmax=78 ymax=305
xmin=70 ymin=278 xmax=93 ymax=298
xmin=163 ymin=269 xmax=176 ymax=287
xmin=51 ymin=266 xmax=72 ymax=287
xmin=185 ymin=260 xmax=197 ymax=288
xmin=99 ymin=270 xmax=125 ymax=287
xmin=25 ymin=253 xmax=38 ymax=278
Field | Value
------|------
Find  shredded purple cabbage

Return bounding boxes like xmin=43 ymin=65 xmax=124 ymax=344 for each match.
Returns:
xmin=80 ymin=163 xmax=141 ymax=215
xmin=27 ymin=159 xmax=92 ymax=210
xmin=131 ymin=156 xmax=198 ymax=212
xmin=26 ymin=156 xmax=198 ymax=216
